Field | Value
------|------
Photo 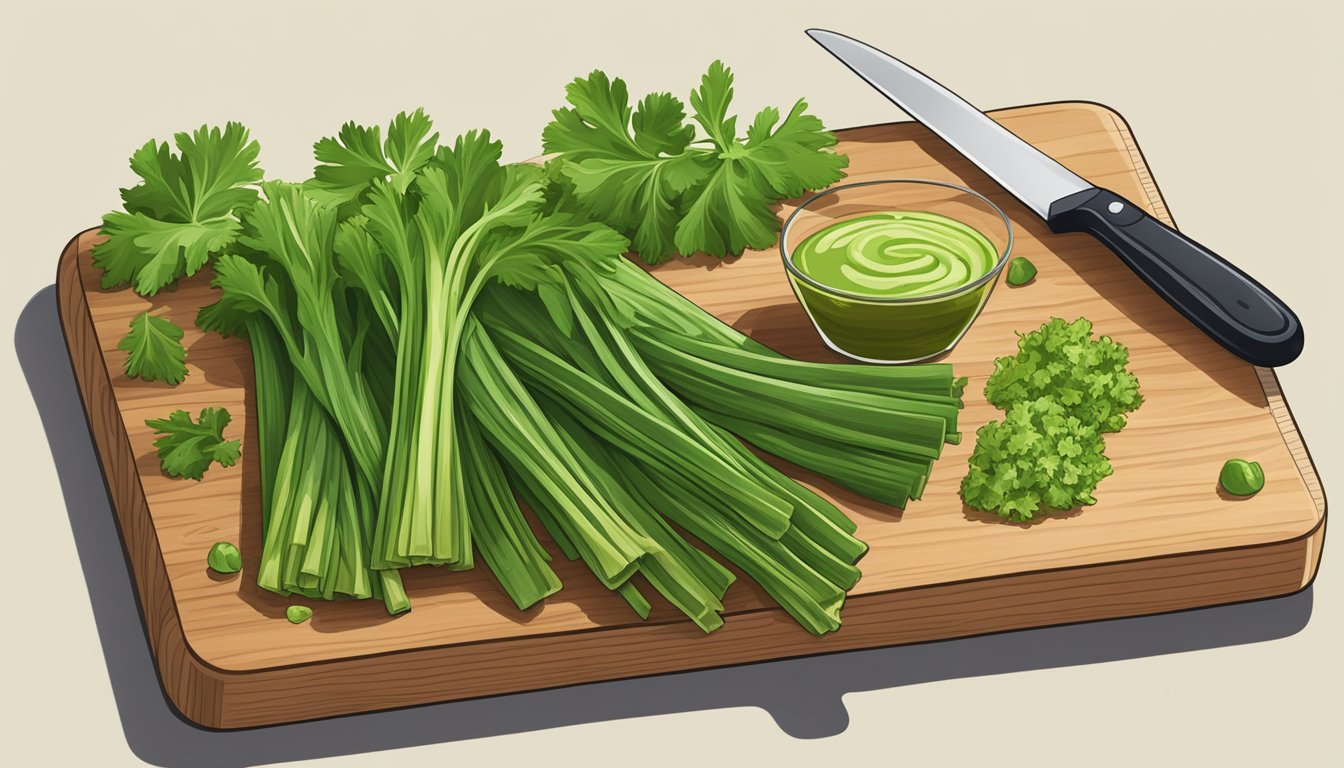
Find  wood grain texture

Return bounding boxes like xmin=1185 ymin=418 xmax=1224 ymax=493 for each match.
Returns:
xmin=56 ymin=102 xmax=1326 ymax=729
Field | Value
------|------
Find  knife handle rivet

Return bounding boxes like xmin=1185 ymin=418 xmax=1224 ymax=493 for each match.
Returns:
xmin=1108 ymin=201 xmax=1125 ymax=214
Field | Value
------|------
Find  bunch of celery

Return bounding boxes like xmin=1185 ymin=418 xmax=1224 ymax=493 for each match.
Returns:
xmin=113 ymin=96 xmax=964 ymax=632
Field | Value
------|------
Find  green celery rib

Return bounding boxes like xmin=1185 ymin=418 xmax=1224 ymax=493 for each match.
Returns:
xmin=479 ymin=283 xmax=866 ymax=586
xmin=372 ymin=172 xmax=543 ymax=571
xmin=256 ymin=375 xmax=408 ymax=613
xmin=636 ymin=328 xmax=963 ymax=405
xmin=369 ymin=243 xmax=424 ymax=571
xmin=557 ymin=284 xmax=867 ymax=571
xmin=486 ymin=325 xmax=795 ymax=539
xmin=638 ymin=335 xmax=950 ymax=459
xmin=606 ymin=256 xmax=955 ymax=417
xmin=615 ymin=581 xmax=653 ymax=620
xmin=607 ymin=257 xmax=966 ymax=412
xmin=510 ymin=470 xmax=581 ymax=562
xmin=543 ymin=401 xmax=732 ymax=631
xmin=458 ymin=412 xmax=562 ymax=611
xmin=700 ymin=408 xmax=932 ymax=508
xmin=245 ymin=319 xmax=292 ymax=528
xmin=259 ymin=380 xmax=348 ymax=599
xmin=610 ymin=449 xmax=847 ymax=636
xmin=459 ymin=321 xmax=655 ymax=589
xmin=605 ymin=258 xmax=749 ymax=348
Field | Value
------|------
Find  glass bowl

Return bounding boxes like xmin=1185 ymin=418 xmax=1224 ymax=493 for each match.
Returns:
xmin=780 ymin=178 xmax=1013 ymax=364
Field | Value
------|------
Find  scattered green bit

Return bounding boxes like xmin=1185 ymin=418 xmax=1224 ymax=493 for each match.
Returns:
xmin=961 ymin=398 xmax=1113 ymax=522
xmin=93 ymin=123 xmax=263 ymax=296
xmin=285 ymin=605 xmax=313 ymax=624
xmin=985 ymin=317 xmax=1142 ymax=433
xmin=1006 ymin=256 xmax=1037 ymax=286
xmin=144 ymin=407 xmax=241 ymax=481
xmin=543 ymin=61 xmax=848 ymax=263
xmin=119 ymin=311 xmax=188 ymax=384
xmin=1220 ymin=459 xmax=1264 ymax=496
xmin=207 ymin=542 xmax=242 ymax=574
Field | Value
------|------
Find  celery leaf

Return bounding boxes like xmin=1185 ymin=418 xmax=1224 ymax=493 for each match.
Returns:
xmin=119 ymin=311 xmax=188 ymax=384
xmin=145 ymin=407 xmax=241 ymax=481
xmin=93 ymin=123 xmax=262 ymax=296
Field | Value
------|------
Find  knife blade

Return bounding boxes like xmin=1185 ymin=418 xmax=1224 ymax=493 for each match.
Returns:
xmin=807 ymin=28 xmax=1303 ymax=367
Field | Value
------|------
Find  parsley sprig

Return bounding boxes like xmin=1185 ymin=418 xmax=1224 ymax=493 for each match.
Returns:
xmin=93 ymin=123 xmax=262 ymax=296
xmin=119 ymin=310 xmax=188 ymax=384
xmin=543 ymin=61 xmax=848 ymax=264
xmin=145 ymin=407 xmax=241 ymax=481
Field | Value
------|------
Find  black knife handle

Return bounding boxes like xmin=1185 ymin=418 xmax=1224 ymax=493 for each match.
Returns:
xmin=1046 ymin=188 xmax=1303 ymax=367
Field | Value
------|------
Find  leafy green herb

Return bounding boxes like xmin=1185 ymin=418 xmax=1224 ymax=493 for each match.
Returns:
xmin=145 ymin=407 xmax=241 ymax=481
xmin=984 ymin=317 xmax=1142 ymax=433
xmin=1219 ymin=458 xmax=1264 ymax=496
xmin=542 ymin=73 xmax=704 ymax=261
xmin=118 ymin=311 xmax=188 ymax=384
xmin=207 ymin=542 xmax=242 ymax=574
xmin=306 ymin=108 xmax=438 ymax=211
xmin=961 ymin=398 xmax=1113 ymax=522
xmin=93 ymin=123 xmax=263 ymax=296
xmin=543 ymin=61 xmax=847 ymax=263
xmin=1006 ymin=256 xmax=1037 ymax=286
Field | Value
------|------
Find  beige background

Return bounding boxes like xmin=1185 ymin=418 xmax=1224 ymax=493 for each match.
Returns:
xmin=2 ymin=0 xmax=1341 ymax=765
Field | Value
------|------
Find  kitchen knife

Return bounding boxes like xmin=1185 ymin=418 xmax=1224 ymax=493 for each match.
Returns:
xmin=807 ymin=28 xmax=1303 ymax=367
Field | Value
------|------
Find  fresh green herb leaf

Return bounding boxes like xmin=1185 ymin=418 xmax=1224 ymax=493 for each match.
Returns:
xmin=145 ymin=407 xmax=242 ymax=481
xmin=119 ymin=311 xmax=188 ymax=384
xmin=984 ymin=317 xmax=1142 ymax=433
xmin=307 ymin=109 xmax=439 ymax=209
xmin=961 ymin=397 xmax=1113 ymax=522
xmin=677 ymin=61 xmax=848 ymax=257
xmin=93 ymin=123 xmax=262 ymax=296
xmin=543 ymin=61 xmax=847 ymax=264
xmin=542 ymin=72 xmax=707 ymax=262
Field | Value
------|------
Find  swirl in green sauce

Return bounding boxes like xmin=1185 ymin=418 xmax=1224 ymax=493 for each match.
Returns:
xmin=793 ymin=211 xmax=998 ymax=299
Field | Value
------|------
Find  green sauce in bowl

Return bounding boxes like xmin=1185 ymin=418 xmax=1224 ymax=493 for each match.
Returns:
xmin=782 ymin=184 xmax=1011 ymax=365
xmin=792 ymin=211 xmax=999 ymax=299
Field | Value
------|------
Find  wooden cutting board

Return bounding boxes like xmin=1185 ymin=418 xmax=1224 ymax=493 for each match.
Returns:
xmin=57 ymin=102 xmax=1326 ymax=730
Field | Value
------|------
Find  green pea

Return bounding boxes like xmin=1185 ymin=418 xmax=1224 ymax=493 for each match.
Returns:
xmin=1219 ymin=459 xmax=1264 ymax=496
xmin=286 ymin=605 xmax=313 ymax=624
xmin=1006 ymin=256 xmax=1037 ymax=286
xmin=206 ymin=541 xmax=242 ymax=574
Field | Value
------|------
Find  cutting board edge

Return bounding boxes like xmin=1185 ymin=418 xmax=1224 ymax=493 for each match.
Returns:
xmin=54 ymin=102 xmax=1328 ymax=729
xmin=56 ymin=228 xmax=229 ymax=728
xmin=1078 ymin=99 xmax=1327 ymax=527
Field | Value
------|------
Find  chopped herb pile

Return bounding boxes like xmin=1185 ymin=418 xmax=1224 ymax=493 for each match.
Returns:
xmin=963 ymin=317 xmax=1141 ymax=522
xmin=961 ymin=398 xmax=1112 ymax=521
xmin=984 ymin=317 xmax=1142 ymax=433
